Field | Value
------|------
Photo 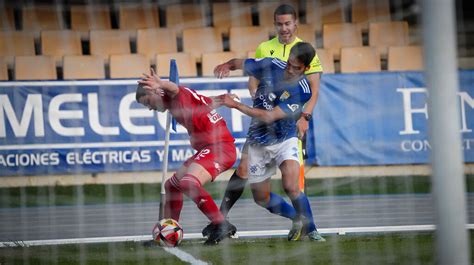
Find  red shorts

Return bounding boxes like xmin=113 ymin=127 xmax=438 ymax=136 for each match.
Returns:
xmin=184 ymin=141 xmax=236 ymax=181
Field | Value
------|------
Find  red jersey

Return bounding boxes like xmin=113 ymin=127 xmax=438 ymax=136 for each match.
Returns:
xmin=162 ymin=86 xmax=235 ymax=150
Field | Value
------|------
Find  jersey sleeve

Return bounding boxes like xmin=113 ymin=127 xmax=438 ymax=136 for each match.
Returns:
xmin=276 ymin=80 xmax=312 ymax=118
xmin=254 ymin=43 xmax=264 ymax=58
xmin=305 ymin=52 xmax=323 ymax=75
xmin=243 ymin=58 xmax=273 ymax=79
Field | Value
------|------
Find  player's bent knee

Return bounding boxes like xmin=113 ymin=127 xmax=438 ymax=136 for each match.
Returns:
xmin=165 ymin=174 xmax=180 ymax=192
xmin=283 ymin=186 xmax=300 ymax=200
xmin=251 ymin=191 xmax=269 ymax=207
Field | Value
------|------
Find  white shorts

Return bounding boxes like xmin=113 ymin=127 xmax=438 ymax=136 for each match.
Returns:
xmin=247 ymin=137 xmax=300 ymax=184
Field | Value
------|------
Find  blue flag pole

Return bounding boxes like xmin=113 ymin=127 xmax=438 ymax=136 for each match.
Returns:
xmin=169 ymin=60 xmax=179 ymax=132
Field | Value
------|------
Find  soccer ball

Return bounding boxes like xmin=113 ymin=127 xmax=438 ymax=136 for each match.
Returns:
xmin=152 ymin=218 xmax=183 ymax=247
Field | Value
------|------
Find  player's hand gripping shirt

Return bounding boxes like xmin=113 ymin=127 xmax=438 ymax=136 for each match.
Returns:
xmin=162 ymin=86 xmax=235 ymax=150
xmin=255 ymin=36 xmax=323 ymax=74
xmin=243 ymin=58 xmax=312 ymax=146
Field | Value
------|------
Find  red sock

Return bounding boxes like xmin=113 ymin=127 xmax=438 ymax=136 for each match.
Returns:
xmin=164 ymin=174 xmax=183 ymax=221
xmin=179 ymin=174 xmax=224 ymax=224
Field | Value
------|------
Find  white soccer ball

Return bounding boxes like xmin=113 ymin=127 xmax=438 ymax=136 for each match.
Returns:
xmin=152 ymin=218 xmax=184 ymax=247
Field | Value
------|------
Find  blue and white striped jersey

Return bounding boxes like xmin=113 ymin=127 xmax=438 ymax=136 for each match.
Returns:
xmin=243 ymin=57 xmax=312 ymax=145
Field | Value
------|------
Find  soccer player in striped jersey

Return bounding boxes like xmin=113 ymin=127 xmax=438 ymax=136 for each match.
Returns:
xmin=212 ymin=42 xmax=325 ymax=242
xmin=203 ymin=4 xmax=323 ymax=239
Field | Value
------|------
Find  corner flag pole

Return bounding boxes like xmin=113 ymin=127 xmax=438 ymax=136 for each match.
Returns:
xmin=159 ymin=59 xmax=179 ymax=221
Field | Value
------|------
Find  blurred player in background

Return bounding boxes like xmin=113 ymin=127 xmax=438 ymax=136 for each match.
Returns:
xmin=137 ymin=69 xmax=237 ymax=245
xmin=212 ymin=42 xmax=325 ymax=242
xmin=204 ymin=3 xmax=323 ymax=238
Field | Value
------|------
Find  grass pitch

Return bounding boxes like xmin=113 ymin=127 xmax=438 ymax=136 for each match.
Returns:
xmin=1 ymin=175 xmax=473 ymax=264
xmin=0 ymin=232 xmax=448 ymax=265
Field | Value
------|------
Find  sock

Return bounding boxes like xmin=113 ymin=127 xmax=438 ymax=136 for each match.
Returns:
xmin=265 ymin=192 xmax=297 ymax=220
xmin=220 ymin=170 xmax=248 ymax=217
xmin=179 ymin=174 xmax=225 ymax=225
xmin=291 ymin=192 xmax=317 ymax=232
xmin=164 ymin=174 xmax=183 ymax=221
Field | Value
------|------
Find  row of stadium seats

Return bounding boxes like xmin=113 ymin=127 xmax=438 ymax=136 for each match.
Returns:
xmin=0 ymin=21 xmax=412 ymax=66
xmin=0 ymin=0 xmax=394 ymax=36
xmin=0 ymin=45 xmax=423 ymax=81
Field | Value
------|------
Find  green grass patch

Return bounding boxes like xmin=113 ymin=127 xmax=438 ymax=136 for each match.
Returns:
xmin=1 ymin=175 xmax=472 ymax=208
xmin=2 ymin=231 xmax=471 ymax=264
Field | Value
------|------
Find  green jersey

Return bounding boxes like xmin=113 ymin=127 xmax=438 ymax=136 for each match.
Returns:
xmin=255 ymin=36 xmax=323 ymax=74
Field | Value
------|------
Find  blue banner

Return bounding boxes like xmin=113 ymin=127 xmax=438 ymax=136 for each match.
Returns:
xmin=0 ymin=80 xmax=253 ymax=176
xmin=1 ymin=71 xmax=473 ymax=176
xmin=312 ymin=71 xmax=474 ymax=166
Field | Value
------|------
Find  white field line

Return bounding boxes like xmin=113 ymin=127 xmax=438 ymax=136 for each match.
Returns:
xmin=163 ymin=247 xmax=209 ymax=265
xmin=3 ymin=224 xmax=474 ymax=248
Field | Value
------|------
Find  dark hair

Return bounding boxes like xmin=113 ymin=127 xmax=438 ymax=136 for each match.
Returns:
xmin=274 ymin=4 xmax=296 ymax=20
xmin=289 ymin=42 xmax=315 ymax=67
xmin=136 ymin=84 xmax=147 ymax=102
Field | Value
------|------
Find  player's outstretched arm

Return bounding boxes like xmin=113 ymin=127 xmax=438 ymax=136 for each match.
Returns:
xmin=215 ymin=94 xmax=286 ymax=124
xmin=138 ymin=68 xmax=179 ymax=98
xmin=214 ymin=59 xmax=245 ymax=79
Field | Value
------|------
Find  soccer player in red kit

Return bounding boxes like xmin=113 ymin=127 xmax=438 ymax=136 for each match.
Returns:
xmin=137 ymin=68 xmax=237 ymax=245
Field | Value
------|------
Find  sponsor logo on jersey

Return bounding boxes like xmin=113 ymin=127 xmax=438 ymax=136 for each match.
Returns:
xmin=287 ymin=104 xmax=300 ymax=112
xmin=207 ymin=110 xmax=223 ymax=124
xmin=270 ymin=50 xmax=275 ymax=55
xmin=268 ymin=93 xmax=276 ymax=101
xmin=280 ymin=91 xmax=290 ymax=101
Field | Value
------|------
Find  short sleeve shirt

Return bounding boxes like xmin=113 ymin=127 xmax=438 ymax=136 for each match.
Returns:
xmin=255 ymin=36 xmax=323 ymax=74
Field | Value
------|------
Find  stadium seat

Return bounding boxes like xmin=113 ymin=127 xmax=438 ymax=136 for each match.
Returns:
xmin=63 ymin=55 xmax=105 ymax=80
xmin=316 ymin=49 xmax=335 ymax=74
xmin=340 ymin=46 xmax=381 ymax=73
xmin=229 ymin=26 xmax=269 ymax=58
xmin=304 ymin=0 xmax=347 ymax=33
xmin=297 ymin=24 xmax=317 ymax=48
xmin=202 ymin=52 xmax=243 ymax=77
xmin=0 ymin=7 xmax=15 ymax=31
xmin=0 ymin=31 xmax=36 ymax=67
xmin=155 ymin=53 xmax=197 ymax=77
xmin=118 ymin=3 xmax=159 ymax=39
xmin=351 ymin=0 xmax=391 ymax=32
xmin=70 ymin=5 xmax=112 ymax=40
xmin=22 ymin=5 xmax=65 ymax=31
xmin=387 ymin=46 xmax=423 ymax=71
xmin=14 ymin=55 xmax=57 ymax=80
xmin=182 ymin=27 xmax=223 ymax=63
xmin=110 ymin=54 xmax=149 ymax=79
xmin=89 ymin=30 xmax=131 ymax=63
xmin=323 ymin=23 xmax=363 ymax=60
xmin=0 ymin=57 xmax=8 ymax=80
xmin=165 ymin=4 xmax=207 ymax=37
xmin=41 ymin=30 xmax=82 ymax=66
xmin=369 ymin=21 xmax=409 ymax=59
xmin=137 ymin=28 xmax=178 ymax=64
xmin=212 ymin=2 xmax=253 ymax=36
